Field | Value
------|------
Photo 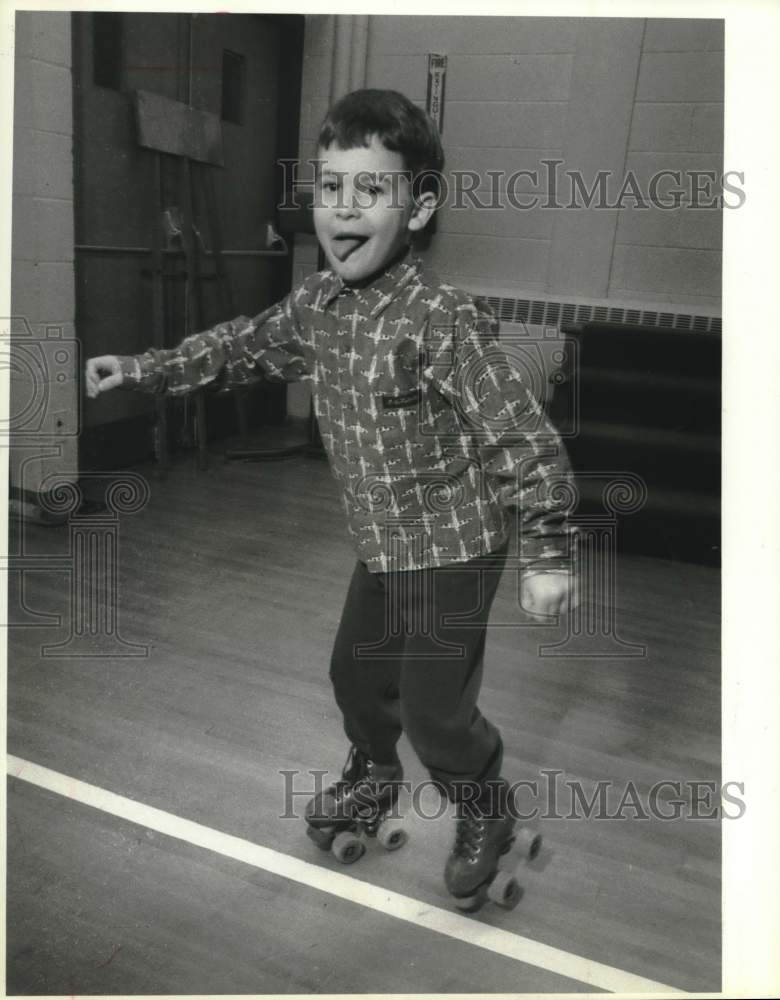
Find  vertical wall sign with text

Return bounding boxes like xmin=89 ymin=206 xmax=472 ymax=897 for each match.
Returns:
xmin=426 ymin=53 xmax=447 ymax=133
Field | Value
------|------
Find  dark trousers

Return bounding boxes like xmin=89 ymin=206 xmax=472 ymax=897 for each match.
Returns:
xmin=329 ymin=547 xmax=508 ymax=800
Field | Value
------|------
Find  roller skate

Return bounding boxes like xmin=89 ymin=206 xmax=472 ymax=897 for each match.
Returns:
xmin=444 ymin=780 xmax=541 ymax=913
xmin=304 ymin=746 xmax=406 ymax=864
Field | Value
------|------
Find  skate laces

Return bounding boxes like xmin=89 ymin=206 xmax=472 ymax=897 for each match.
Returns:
xmin=453 ymin=812 xmax=487 ymax=862
xmin=335 ymin=748 xmax=386 ymax=804
xmin=340 ymin=745 xmax=367 ymax=784
xmin=354 ymin=759 xmax=397 ymax=804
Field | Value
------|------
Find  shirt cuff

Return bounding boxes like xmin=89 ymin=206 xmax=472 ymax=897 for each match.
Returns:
xmin=117 ymin=354 xmax=160 ymax=391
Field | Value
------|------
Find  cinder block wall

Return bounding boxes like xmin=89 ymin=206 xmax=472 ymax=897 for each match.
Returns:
xmin=611 ymin=18 xmax=724 ymax=307
xmin=10 ymin=11 xmax=78 ymax=497
xmin=366 ymin=16 xmax=578 ymax=297
xmin=294 ymin=15 xmax=723 ymax=313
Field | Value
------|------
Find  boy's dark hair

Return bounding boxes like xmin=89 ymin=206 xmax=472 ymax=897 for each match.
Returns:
xmin=317 ymin=88 xmax=444 ymax=201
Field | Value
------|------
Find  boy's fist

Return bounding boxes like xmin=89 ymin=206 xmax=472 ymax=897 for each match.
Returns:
xmin=521 ymin=571 xmax=578 ymax=620
xmin=85 ymin=356 xmax=122 ymax=398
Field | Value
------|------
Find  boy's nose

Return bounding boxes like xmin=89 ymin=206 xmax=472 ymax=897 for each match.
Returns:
xmin=335 ymin=191 xmax=361 ymax=217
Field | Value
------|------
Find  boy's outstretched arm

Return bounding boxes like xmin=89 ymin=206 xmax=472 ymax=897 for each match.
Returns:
xmin=85 ymin=295 xmax=309 ymax=398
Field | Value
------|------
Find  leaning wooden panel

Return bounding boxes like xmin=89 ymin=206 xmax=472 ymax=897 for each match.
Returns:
xmin=133 ymin=89 xmax=224 ymax=166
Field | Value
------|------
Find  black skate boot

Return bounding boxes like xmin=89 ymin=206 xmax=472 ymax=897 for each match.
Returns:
xmin=305 ymin=746 xmax=406 ymax=863
xmin=444 ymin=780 xmax=541 ymax=912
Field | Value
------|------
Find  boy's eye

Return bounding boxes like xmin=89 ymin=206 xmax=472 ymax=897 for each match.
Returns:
xmin=321 ymin=180 xmax=339 ymax=193
xmin=356 ymin=177 xmax=383 ymax=193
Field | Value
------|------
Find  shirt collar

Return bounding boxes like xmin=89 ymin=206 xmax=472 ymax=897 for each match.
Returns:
xmin=320 ymin=251 xmax=422 ymax=318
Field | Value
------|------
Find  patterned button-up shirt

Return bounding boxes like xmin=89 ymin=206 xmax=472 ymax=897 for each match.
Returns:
xmin=120 ymin=254 xmax=576 ymax=573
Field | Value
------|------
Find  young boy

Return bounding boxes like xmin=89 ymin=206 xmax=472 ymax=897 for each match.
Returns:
xmin=86 ymin=89 xmax=576 ymax=906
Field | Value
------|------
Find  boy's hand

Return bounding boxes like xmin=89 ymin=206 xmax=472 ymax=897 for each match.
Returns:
xmin=521 ymin=571 xmax=578 ymax=620
xmin=85 ymin=356 xmax=122 ymax=398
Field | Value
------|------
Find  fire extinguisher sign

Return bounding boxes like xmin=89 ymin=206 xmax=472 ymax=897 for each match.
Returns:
xmin=426 ymin=53 xmax=447 ymax=133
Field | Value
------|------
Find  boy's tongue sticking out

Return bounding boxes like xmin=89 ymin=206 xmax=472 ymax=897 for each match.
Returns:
xmin=332 ymin=235 xmax=367 ymax=261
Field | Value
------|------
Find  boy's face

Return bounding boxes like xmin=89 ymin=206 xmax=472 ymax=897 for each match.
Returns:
xmin=314 ymin=135 xmax=430 ymax=284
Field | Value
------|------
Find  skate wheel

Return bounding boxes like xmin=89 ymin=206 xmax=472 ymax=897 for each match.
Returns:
xmin=453 ymin=890 xmax=484 ymax=913
xmin=377 ymin=817 xmax=407 ymax=852
xmin=488 ymin=870 xmax=522 ymax=909
xmin=331 ymin=831 xmax=365 ymax=865
xmin=516 ymin=827 xmax=542 ymax=861
xmin=306 ymin=824 xmax=335 ymax=851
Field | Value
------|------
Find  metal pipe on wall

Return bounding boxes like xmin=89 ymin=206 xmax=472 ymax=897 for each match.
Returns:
xmin=330 ymin=15 xmax=368 ymax=104
xmin=349 ymin=16 xmax=369 ymax=94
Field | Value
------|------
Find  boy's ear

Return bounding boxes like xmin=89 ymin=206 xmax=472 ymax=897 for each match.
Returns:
xmin=407 ymin=191 xmax=438 ymax=233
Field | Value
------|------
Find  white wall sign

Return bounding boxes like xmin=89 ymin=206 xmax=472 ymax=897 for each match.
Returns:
xmin=426 ymin=53 xmax=447 ymax=133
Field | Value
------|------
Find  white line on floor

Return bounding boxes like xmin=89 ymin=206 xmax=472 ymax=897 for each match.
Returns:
xmin=7 ymin=754 xmax=682 ymax=995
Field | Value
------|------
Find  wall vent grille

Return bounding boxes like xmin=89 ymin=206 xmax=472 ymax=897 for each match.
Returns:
xmin=481 ymin=295 xmax=721 ymax=334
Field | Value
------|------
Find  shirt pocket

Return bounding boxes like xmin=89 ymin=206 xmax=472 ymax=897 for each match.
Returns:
xmin=372 ymin=380 xmax=425 ymax=462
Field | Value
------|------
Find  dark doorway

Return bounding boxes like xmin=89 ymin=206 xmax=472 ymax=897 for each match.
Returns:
xmin=73 ymin=12 xmax=304 ymax=469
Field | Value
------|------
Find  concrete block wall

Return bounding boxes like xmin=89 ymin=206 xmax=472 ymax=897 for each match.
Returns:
xmin=9 ymin=11 xmax=78 ymax=497
xmin=294 ymin=15 xmax=724 ymax=314
xmin=364 ymin=16 xmax=577 ymax=298
xmin=611 ymin=18 xmax=724 ymax=307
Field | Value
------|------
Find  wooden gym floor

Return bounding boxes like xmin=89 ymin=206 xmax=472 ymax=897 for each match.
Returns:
xmin=5 ymin=444 xmax=721 ymax=994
